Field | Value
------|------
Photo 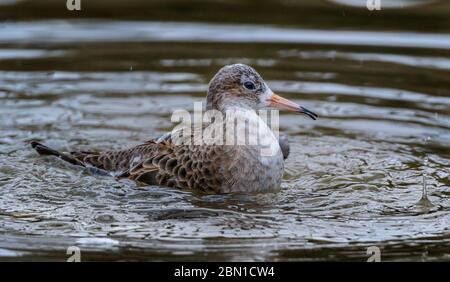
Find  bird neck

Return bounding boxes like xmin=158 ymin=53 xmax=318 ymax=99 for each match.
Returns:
xmin=206 ymin=95 xmax=255 ymax=114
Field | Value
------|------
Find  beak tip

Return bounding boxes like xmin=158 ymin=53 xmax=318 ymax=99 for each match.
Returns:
xmin=269 ymin=93 xmax=318 ymax=120
xmin=299 ymin=106 xmax=318 ymax=120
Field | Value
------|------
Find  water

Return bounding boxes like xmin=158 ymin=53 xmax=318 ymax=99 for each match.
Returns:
xmin=0 ymin=0 xmax=449 ymax=261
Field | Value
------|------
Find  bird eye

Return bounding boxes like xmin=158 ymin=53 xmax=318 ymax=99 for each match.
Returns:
xmin=243 ymin=81 xmax=256 ymax=90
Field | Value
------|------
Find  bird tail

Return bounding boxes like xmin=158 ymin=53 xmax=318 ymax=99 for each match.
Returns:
xmin=30 ymin=141 xmax=85 ymax=167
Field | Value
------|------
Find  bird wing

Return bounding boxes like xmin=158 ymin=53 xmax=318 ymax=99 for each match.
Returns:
xmin=155 ymin=130 xmax=290 ymax=159
xmin=122 ymin=143 xmax=226 ymax=193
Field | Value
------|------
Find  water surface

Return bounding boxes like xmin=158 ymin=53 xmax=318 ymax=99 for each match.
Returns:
xmin=0 ymin=0 xmax=449 ymax=261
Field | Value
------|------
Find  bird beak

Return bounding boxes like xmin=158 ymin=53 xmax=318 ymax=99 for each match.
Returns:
xmin=268 ymin=93 xmax=318 ymax=120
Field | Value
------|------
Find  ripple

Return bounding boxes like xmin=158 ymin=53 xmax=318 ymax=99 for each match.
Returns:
xmin=279 ymin=50 xmax=450 ymax=71
xmin=1 ymin=20 xmax=450 ymax=49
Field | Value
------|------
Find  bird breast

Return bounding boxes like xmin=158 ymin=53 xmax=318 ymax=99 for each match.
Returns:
xmin=217 ymin=109 xmax=284 ymax=193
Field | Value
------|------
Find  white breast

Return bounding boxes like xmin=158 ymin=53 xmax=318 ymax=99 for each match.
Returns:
xmin=222 ymin=109 xmax=284 ymax=193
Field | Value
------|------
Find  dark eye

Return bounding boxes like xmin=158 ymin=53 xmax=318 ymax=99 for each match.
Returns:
xmin=243 ymin=81 xmax=256 ymax=90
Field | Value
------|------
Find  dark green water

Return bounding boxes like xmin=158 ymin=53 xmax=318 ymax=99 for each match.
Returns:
xmin=0 ymin=0 xmax=449 ymax=261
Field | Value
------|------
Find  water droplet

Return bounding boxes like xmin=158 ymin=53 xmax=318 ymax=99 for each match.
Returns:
xmin=417 ymin=173 xmax=433 ymax=209
xmin=422 ymin=173 xmax=427 ymax=197
xmin=416 ymin=155 xmax=433 ymax=209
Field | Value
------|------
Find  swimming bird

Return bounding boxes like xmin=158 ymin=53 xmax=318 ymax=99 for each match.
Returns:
xmin=31 ymin=64 xmax=317 ymax=193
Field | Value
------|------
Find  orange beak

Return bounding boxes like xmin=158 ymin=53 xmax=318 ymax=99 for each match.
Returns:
xmin=269 ymin=93 xmax=318 ymax=120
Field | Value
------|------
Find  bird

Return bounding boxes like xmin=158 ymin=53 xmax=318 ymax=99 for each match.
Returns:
xmin=31 ymin=64 xmax=317 ymax=194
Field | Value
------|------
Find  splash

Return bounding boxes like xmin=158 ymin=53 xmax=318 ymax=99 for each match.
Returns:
xmin=415 ymin=154 xmax=434 ymax=209
xmin=417 ymin=172 xmax=434 ymax=208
